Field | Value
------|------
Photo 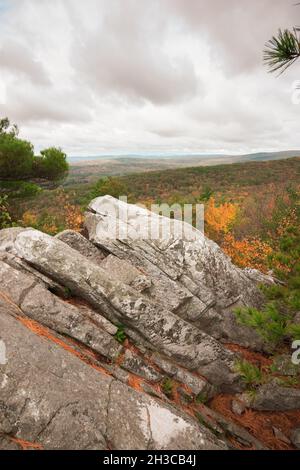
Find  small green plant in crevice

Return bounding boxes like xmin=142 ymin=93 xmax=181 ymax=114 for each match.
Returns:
xmin=267 ymin=360 xmax=300 ymax=388
xmin=195 ymin=391 xmax=209 ymax=405
xmin=235 ymin=360 xmax=263 ymax=388
xmin=194 ymin=411 xmax=221 ymax=437
xmin=161 ymin=377 xmax=174 ymax=398
xmin=62 ymin=286 xmax=72 ymax=299
xmin=246 ymin=389 xmax=258 ymax=401
xmin=269 ymin=361 xmax=279 ymax=374
xmin=48 ymin=284 xmax=72 ymax=300
xmin=234 ymin=304 xmax=288 ymax=346
xmin=114 ymin=325 xmax=127 ymax=344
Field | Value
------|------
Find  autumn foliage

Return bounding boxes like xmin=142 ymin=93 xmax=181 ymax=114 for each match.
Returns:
xmin=205 ymin=197 xmax=237 ymax=237
xmin=222 ymin=234 xmax=272 ymax=272
xmin=56 ymin=189 xmax=84 ymax=231
xmin=204 ymin=197 xmax=272 ymax=272
xmin=21 ymin=189 xmax=83 ymax=235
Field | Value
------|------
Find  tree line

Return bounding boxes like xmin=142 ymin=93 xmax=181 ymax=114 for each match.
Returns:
xmin=0 ymin=117 xmax=69 ymax=181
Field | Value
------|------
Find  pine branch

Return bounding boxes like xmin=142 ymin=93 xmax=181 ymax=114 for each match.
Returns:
xmin=264 ymin=28 xmax=300 ymax=74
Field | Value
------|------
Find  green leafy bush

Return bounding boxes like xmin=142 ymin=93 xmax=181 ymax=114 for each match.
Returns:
xmin=235 ymin=360 xmax=263 ymax=387
xmin=234 ymin=303 xmax=288 ymax=345
xmin=0 ymin=180 xmax=42 ymax=198
xmin=34 ymin=147 xmax=69 ymax=181
xmin=18 ymin=182 xmax=42 ymax=197
xmin=0 ymin=118 xmax=68 ymax=182
xmin=90 ymin=176 xmax=128 ymax=200
xmin=0 ymin=134 xmax=34 ymax=178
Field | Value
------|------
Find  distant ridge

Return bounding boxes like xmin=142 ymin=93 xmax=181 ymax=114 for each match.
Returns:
xmin=238 ymin=150 xmax=300 ymax=162
xmin=66 ymin=151 xmax=300 ymax=184
xmin=68 ymin=150 xmax=300 ymax=164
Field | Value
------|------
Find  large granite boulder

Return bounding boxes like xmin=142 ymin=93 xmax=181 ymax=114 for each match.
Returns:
xmin=85 ymin=196 xmax=272 ymax=350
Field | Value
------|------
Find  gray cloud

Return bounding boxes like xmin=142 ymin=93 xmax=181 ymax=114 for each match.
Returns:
xmin=0 ymin=40 xmax=50 ymax=85
xmin=70 ymin=0 xmax=198 ymax=104
xmin=167 ymin=0 xmax=296 ymax=75
xmin=1 ymin=84 xmax=93 ymax=124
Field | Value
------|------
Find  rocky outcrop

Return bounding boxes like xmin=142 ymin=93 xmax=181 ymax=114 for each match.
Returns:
xmin=85 ymin=196 xmax=270 ymax=350
xmin=0 ymin=228 xmax=241 ymax=390
xmin=0 ymin=196 xmax=297 ymax=450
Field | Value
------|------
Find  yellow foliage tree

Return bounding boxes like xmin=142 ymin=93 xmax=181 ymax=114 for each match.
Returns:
xmin=205 ymin=197 xmax=237 ymax=238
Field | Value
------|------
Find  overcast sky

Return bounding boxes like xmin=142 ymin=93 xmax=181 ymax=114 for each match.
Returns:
xmin=0 ymin=0 xmax=300 ymax=156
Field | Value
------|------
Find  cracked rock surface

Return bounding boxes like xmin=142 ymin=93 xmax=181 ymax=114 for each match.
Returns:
xmin=0 ymin=306 xmax=226 ymax=450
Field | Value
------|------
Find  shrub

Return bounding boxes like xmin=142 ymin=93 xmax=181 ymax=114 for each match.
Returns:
xmin=234 ymin=211 xmax=300 ymax=346
xmin=234 ymin=190 xmax=300 ymax=347
xmin=18 ymin=182 xmax=42 ymax=198
xmin=234 ymin=303 xmax=288 ymax=346
xmin=21 ymin=210 xmax=38 ymax=227
xmin=34 ymin=147 xmax=69 ymax=181
xmin=199 ymin=186 xmax=214 ymax=202
xmin=0 ymin=181 xmax=42 ymax=198
xmin=235 ymin=360 xmax=263 ymax=387
xmin=0 ymin=118 xmax=68 ymax=182
xmin=114 ymin=325 xmax=127 ymax=344
xmin=0 ymin=134 xmax=34 ymax=178
xmin=90 ymin=176 xmax=128 ymax=200
xmin=0 ymin=195 xmax=13 ymax=229
xmin=55 ymin=189 xmax=83 ymax=232
xmin=161 ymin=378 xmax=173 ymax=398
